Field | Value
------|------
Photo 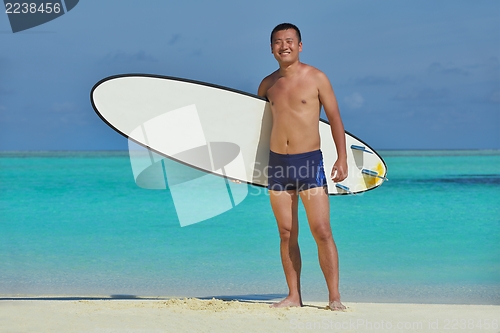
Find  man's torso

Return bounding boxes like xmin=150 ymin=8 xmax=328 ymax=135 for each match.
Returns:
xmin=264 ymin=64 xmax=322 ymax=154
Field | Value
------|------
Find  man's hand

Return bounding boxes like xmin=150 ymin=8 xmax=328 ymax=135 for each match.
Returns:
xmin=331 ymin=158 xmax=348 ymax=183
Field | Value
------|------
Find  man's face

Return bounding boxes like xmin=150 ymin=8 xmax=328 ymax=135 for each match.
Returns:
xmin=271 ymin=29 xmax=302 ymax=64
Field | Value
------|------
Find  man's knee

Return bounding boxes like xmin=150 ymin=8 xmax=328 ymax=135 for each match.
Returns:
xmin=310 ymin=223 xmax=333 ymax=242
xmin=278 ymin=225 xmax=298 ymax=242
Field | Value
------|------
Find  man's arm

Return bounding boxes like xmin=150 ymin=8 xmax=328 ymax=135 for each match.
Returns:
xmin=317 ymin=71 xmax=348 ymax=182
xmin=258 ymin=77 xmax=270 ymax=98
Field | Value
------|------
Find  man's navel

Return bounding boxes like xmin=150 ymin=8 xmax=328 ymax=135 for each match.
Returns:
xmin=301 ymin=100 xmax=306 ymax=104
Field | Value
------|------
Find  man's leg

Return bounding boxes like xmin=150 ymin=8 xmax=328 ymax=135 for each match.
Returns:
xmin=299 ymin=187 xmax=345 ymax=310
xmin=269 ymin=189 xmax=302 ymax=307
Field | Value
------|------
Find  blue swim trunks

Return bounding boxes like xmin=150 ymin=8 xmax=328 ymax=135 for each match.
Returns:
xmin=267 ymin=149 xmax=327 ymax=192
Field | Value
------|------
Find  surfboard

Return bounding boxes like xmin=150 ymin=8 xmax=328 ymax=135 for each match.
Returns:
xmin=91 ymin=74 xmax=387 ymax=196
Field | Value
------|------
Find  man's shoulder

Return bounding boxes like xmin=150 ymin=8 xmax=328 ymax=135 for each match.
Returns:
xmin=300 ymin=63 xmax=328 ymax=79
xmin=258 ymin=70 xmax=279 ymax=97
xmin=300 ymin=64 xmax=332 ymax=91
xmin=262 ymin=70 xmax=280 ymax=83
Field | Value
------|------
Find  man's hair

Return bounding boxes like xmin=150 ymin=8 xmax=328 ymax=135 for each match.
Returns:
xmin=270 ymin=23 xmax=302 ymax=43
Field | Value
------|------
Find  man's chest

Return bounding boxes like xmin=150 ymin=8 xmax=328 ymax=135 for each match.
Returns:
xmin=267 ymin=79 xmax=319 ymax=107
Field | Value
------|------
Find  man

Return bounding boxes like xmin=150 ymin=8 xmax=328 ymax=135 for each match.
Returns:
xmin=258 ymin=23 xmax=347 ymax=311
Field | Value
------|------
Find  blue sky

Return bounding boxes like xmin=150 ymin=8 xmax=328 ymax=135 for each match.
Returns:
xmin=1 ymin=0 xmax=499 ymax=150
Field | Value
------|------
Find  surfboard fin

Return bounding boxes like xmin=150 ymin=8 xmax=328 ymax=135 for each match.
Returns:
xmin=335 ymin=183 xmax=354 ymax=194
xmin=350 ymin=145 xmax=373 ymax=154
xmin=361 ymin=169 xmax=389 ymax=181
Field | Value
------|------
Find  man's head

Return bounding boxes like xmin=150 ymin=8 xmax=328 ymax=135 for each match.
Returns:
xmin=270 ymin=23 xmax=302 ymax=65
xmin=270 ymin=23 xmax=301 ymax=44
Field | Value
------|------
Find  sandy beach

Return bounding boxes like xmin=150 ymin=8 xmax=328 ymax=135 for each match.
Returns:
xmin=1 ymin=297 xmax=498 ymax=333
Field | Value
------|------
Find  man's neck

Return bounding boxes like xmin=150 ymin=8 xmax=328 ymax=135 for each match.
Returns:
xmin=278 ymin=60 xmax=301 ymax=77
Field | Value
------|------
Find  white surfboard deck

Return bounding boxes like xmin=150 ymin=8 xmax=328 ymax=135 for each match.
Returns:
xmin=91 ymin=74 xmax=387 ymax=195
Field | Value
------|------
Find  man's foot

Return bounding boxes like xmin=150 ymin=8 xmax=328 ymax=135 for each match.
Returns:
xmin=328 ymin=300 xmax=346 ymax=311
xmin=270 ymin=297 xmax=302 ymax=308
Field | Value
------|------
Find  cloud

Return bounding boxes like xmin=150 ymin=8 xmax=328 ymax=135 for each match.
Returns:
xmin=0 ymin=87 xmax=14 ymax=95
xmin=428 ymin=62 xmax=470 ymax=76
xmin=472 ymin=90 xmax=500 ymax=105
xmin=466 ymin=57 xmax=500 ymax=82
xmin=344 ymin=92 xmax=364 ymax=109
xmin=103 ymin=50 xmax=158 ymax=63
xmin=484 ymin=57 xmax=500 ymax=71
xmin=353 ymin=75 xmax=417 ymax=87
xmin=354 ymin=75 xmax=395 ymax=86
xmin=489 ymin=90 xmax=500 ymax=104
xmin=52 ymin=102 xmax=76 ymax=112
xmin=168 ymin=33 xmax=182 ymax=46
xmin=191 ymin=49 xmax=203 ymax=57
xmin=394 ymin=88 xmax=449 ymax=101
xmin=466 ymin=57 xmax=500 ymax=71
xmin=0 ymin=105 xmax=6 ymax=122
xmin=49 ymin=102 xmax=92 ymax=125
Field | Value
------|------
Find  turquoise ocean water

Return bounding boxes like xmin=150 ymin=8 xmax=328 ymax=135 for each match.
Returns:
xmin=1 ymin=150 xmax=499 ymax=304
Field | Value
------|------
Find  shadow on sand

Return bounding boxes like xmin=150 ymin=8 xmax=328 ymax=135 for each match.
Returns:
xmin=0 ymin=293 xmax=328 ymax=309
xmin=0 ymin=295 xmax=154 ymax=301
